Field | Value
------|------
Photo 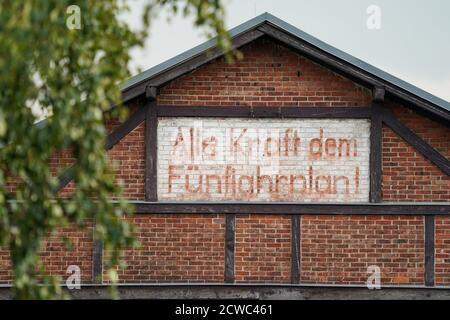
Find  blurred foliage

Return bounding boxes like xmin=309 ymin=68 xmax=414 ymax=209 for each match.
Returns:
xmin=0 ymin=0 xmax=231 ymax=299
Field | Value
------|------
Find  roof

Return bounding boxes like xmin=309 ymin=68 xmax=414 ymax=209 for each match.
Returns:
xmin=121 ymin=12 xmax=450 ymax=121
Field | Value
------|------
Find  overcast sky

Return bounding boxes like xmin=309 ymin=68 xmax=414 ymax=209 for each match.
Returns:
xmin=124 ymin=0 xmax=450 ymax=102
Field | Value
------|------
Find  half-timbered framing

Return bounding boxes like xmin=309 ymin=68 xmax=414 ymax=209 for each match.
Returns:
xmin=47 ymin=13 xmax=450 ymax=292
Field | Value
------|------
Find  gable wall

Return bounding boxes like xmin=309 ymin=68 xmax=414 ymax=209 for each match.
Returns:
xmin=1 ymin=37 xmax=449 ymax=287
xmin=158 ymin=37 xmax=372 ymax=107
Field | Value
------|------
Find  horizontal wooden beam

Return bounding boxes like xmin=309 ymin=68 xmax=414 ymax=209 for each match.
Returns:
xmin=382 ymin=108 xmax=450 ymax=176
xmin=130 ymin=202 xmax=450 ymax=215
xmin=157 ymin=105 xmax=371 ymax=118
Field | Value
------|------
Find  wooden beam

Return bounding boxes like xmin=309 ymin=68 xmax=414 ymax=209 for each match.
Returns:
xmin=373 ymin=86 xmax=385 ymax=103
xmin=105 ymin=105 xmax=147 ymax=150
xmin=145 ymin=86 xmax=157 ymax=101
xmin=258 ymin=23 xmax=383 ymax=88
xmin=57 ymin=106 xmax=147 ymax=192
xmin=57 ymin=169 xmax=74 ymax=192
xmin=121 ymin=29 xmax=265 ymax=103
xmin=291 ymin=215 xmax=301 ymax=284
xmin=145 ymin=100 xmax=158 ymax=201
xmin=425 ymin=215 xmax=435 ymax=287
xmin=132 ymin=202 xmax=450 ymax=215
xmin=157 ymin=105 xmax=371 ymax=118
xmin=370 ymin=101 xmax=383 ymax=202
xmin=224 ymin=214 xmax=236 ymax=283
xmin=382 ymin=108 xmax=450 ymax=176
xmin=92 ymin=239 xmax=103 ymax=284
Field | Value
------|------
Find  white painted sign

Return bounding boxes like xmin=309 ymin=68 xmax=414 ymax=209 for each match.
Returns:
xmin=158 ymin=118 xmax=370 ymax=202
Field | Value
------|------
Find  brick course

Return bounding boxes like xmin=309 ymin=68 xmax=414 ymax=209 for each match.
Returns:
xmin=158 ymin=37 xmax=372 ymax=107
xmin=105 ymin=214 xmax=225 ymax=283
xmin=0 ymin=224 xmax=93 ymax=284
xmin=235 ymin=215 xmax=291 ymax=283
xmin=301 ymin=215 xmax=425 ymax=285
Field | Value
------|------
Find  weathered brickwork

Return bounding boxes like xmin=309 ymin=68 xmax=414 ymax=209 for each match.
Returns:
xmin=106 ymin=123 xmax=145 ymax=200
xmin=387 ymin=101 xmax=450 ymax=158
xmin=436 ymin=216 xmax=450 ymax=285
xmin=382 ymin=124 xmax=450 ymax=202
xmin=1 ymin=34 xmax=449 ymax=288
xmin=235 ymin=215 xmax=291 ymax=283
xmin=0 ymin=224 xmax=93 ymax=284
xmin=40 ymin=225 xmax=94 ymax=283
xmin=158 ymin=118 xmax=370 ymax=202
xmin=158 ymin=37 xmax=372 ymax=107
xmin=106 ymin=214 xmax=225 ymax=283
xmin=57 ymin=105 xmax=146 ymax=199
xmin=382 ymin=101 xmax=450 ymax=202
xmin=0 ymin=249 xmax=12 ymax=283
xmin=301 ymin=215 xmax=425 ymax=285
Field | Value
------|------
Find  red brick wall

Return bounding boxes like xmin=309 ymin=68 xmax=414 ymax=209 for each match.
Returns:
xmin=106 ymin=214 xmax=225 ymax=283
xmin=0 ymin=249 xmax=12 ymax=283
xmin=388 ymin=101 xmax=449 ymax=157
xmin=106 ymin=122 xmax=145 ymax=200
xmin=382 ymin=102 xmax=450 ymax=202
xmin=235 ymin=215 xmax=291 ymax=283
xmin=158 ymin=37 xmax=372 ymax=107
xmin=0 ymin=224 xmax=93 ymax=284
xmin=436 ymin=216 xmax=450 ymax=286
xmin=1 ymin=37 xmax=449 ymax=288
xmin=40 ymin=225 xmax=94 ymax=283
xmin=57 ymin=105 xmax=145 ymax=199
xmin=301 ymin=215 xmax=425 ymax=284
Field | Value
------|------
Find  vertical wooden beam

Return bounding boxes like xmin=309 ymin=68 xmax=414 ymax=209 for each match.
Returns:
xmin=92 ymin=239 xmax=103 ymax=284
xmin=291 ymin=215 xmax=301 ymax=284
xmin=145 ymin=95 xmax=158 ymax=202
xmin=369 ymin=86 xmax=384 ymax=203
xmin=224 ymin=214 xmax=235 ymax=283
xmin=425 ymin=215 xmax=435 ymax=286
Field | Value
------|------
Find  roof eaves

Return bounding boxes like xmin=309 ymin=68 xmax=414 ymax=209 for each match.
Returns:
xmin=121 ymin=12 xmax=449 ymax=114
xmin=262 ymin=13 xmax=450 ymax=113
xmin=120 ymin=13 xmax=269 ymax=92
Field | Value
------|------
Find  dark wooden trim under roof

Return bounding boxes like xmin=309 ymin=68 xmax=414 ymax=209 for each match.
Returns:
xmin=131 ymin=202 xmax=450 ymax=215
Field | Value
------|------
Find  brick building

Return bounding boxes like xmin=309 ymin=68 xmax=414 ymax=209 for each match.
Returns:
xmin=1 ymin=13 xmax=449 ymax=299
